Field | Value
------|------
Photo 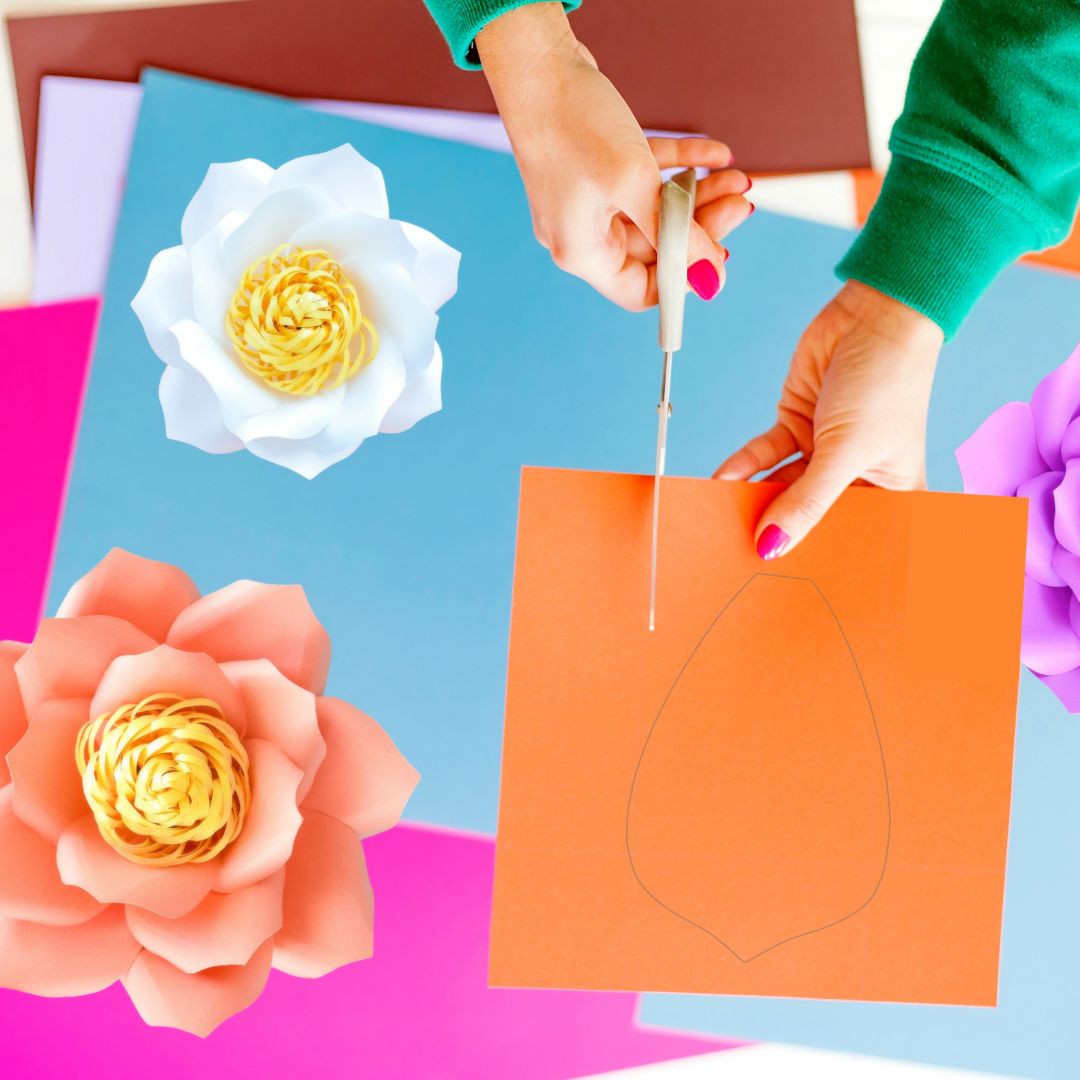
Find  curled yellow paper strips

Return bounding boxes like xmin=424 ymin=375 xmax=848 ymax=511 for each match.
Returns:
xmin=75 ymin=693 xmax=250 ymax=866
xmin=226 ymin=245 xmax=378 ymax=396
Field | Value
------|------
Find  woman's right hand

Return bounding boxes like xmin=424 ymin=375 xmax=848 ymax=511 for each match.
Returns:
xmin=477 ymin=2 xmax=753 ymax=310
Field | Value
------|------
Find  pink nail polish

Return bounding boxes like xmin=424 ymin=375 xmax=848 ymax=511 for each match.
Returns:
xmin=687 ymin=259 xmax=720 ymax=300
xmin=748 ymin=201 xmax=756 ymax=215
xmin=722 ymin=248 xmax=730 ymax=262
xmin=756 ymin=524 xmax=790 ymax=560
xmin=744 ymin=177 xmax=753 ymax=194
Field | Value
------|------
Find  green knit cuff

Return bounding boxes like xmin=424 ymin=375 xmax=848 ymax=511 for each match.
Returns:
xmin=836 ymin=154 xmax=1040 ymax=339
xmin=428 ymin=0 xmax=583 ymax=70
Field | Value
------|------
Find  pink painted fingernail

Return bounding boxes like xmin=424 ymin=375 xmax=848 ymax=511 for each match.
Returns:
xmin=744 ymin=177 xmax=753 ymax=193
xmin=688 ymin=259 xmax=720 ymax=300
xmin=748 ymin=201 xmax=756 ymax=215
xmin=756 ymin=524 xmax=790 ymax=560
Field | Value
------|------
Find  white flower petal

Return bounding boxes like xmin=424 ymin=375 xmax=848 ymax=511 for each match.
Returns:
xmin=171 ymin=317 xmax=278 ymax=422
xmin=131 ymin=246 xmax=194 ymax=366
xmin=219 ymin=187 xmax=339 ymax=282
xmin=380 ymin=342 xmax=443 ymax=434
xmin=343 ymin=256 xmax=436 ymax=377
xmin=291 ymin=210 xmax=416 ymax=268
xmin=264 ymin=145 xmax=388 ymax=219
xmin=181 ymin=159 xmax=274 ymax=247
xmin=189 ymin=210 xmax=248 ymax=346
xmin=287 ymin=335 xmax=410 ymax=468
xmin=244 ymin=435 xmax=353 ymax=480
xmin=400 ymin=222 xmax=461 ymax=311
xmin=171 ymin=318 xmax=345 ymax=444
xmin=159 ymin=364 xmax=244 ymax=454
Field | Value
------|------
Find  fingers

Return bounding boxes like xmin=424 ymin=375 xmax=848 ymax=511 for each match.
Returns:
xmin=686 ymin=221 xmax=727 ymax=300
xmin=696 ymin=194 xmax=754 ymax=243
xmin=753 ymin=440 xmax=859 ymax=559
xmin=713 ymin=423 xmax=798 ymax=480
xmin=695 ymin=169 xmax=751 ymax=205
xmin=647 ymin=136 xmax=733 ymax=171
xmin=763 ymin=458 xmax=808 ymax=486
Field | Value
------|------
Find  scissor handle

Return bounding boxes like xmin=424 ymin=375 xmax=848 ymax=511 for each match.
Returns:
xmin=657 ymin=168 xmax=697 ymax=354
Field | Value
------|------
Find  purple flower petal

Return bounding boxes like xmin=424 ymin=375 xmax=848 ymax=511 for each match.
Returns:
xmin=1017 ymin=472 xmax=1066 ymax=586
xmin=1031 ymin=343 xmax=1080 ymax=471
xmin=1051 ymin=545 xmax=1080 ymax=600
xmin=956 ymin=401 xmax=1045 ymax=496
xmin=1021 ymin=579 xmax=1080 ymax=675
xmin=1037 ymin=668 xmax=1080 ymax=713
xmin=1054 ymin=458 xmax=1080 ymax=556
xmin=1061 ymin=415 xmax=1080 ymax=463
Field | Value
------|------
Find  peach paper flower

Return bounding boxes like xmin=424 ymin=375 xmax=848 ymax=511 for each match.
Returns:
xmin=0 ymin=549 xmax=418 ymax=1036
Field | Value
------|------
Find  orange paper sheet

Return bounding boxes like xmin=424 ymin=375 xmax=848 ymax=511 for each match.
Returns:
xmin=491 ymin=469 xmax=1027 ymax=1005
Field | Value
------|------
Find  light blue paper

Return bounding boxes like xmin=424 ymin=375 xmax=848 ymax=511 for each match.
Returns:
xmin=49 ymin=70 xmax=1080 ymax=1077
xmin=640 ymin=266 xmax=1080 ymax=1079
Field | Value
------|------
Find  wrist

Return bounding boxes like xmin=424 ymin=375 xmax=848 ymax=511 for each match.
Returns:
xmin=477 ymin=3 xmax=580 ymax=97
xmin=835 ymin=280 xmax=944 ymax=351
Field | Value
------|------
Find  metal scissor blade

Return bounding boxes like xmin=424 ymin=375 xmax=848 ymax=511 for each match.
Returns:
xmin=649 ymin=350 xmax=674 ymax=632
xmin=649 ymin=168 xmax=696 ymax=631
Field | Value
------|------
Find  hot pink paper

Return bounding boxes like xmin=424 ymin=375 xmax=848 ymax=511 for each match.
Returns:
xmin=1 ymin=822 xmax=731 ymax=1076
xmin=0 ymin=298 xmax=99 ymax=643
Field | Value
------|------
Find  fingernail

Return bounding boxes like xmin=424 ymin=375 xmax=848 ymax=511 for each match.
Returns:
xmin=748 ymin=201 xmax=756 ymax=215
xmin=687 ymin=259 xmax=720 ymax=300
xmin=756 ymin=524 xmax=790 ymax=560
xmin=722 ymin=247 xmax=730 ymax=263
xmin=744 ymin=177 xmax=753 ymax=193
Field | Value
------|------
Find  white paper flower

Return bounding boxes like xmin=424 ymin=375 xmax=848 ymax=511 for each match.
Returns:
xmin=132 ymin=146 xmax=460 ymax=478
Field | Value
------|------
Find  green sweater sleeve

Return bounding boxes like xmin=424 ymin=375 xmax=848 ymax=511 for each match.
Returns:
xmin=423 ymin=0 xmax=582 ymax=69
xmin=837 ymin=0 xmax=1080 ymax=338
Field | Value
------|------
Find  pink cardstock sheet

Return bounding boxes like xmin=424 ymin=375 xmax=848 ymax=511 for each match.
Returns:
xmin=0 ymin=297 xmax=99 ymax=643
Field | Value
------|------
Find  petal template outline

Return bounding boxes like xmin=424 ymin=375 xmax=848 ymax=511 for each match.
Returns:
xmin=625 ymin=572 xmax=892 ymax=964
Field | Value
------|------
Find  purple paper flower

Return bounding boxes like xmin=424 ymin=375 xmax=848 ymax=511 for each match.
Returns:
xmin=957 ymin=343 xmax=1080 ymax=711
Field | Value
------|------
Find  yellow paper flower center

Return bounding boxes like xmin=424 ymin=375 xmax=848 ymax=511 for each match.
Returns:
xmin=75 ymin=693 xmax=250 ymax=866
xmin=226 ymin=245 xmax=378 ymax=396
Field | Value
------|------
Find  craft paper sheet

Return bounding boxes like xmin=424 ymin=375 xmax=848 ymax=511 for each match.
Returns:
xmin=0 ymin=821 xmax=730 ymax=1076
xmin=31 ymin=77 xmax=859 ymax=304
xmin=491 ymin=469 xmax=1026 ymax=1006
xmin=8 ymin=0 xmax=870 ymax=201
xmin=0 ymin=299 xmax=98 ymax=640
xmin=38 ymin=69 xmax=1080 ymax=1075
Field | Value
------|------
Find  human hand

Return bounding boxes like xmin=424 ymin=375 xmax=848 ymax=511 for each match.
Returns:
xmin=714 ymin=281 xmax=944 ymax=557
xmin=476 ymin=3 xmax=752 ymax=310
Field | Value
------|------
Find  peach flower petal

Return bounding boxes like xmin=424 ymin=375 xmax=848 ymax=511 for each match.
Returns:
xmin=57 ymin=816 xmax=217 ymax=918
xmin=216 ymin=739 xmax=302 ymax=893
xmin=0 ymin=907 xmax=139 ymax=996
xmin=168 ymin=581 xmax=330 ymax=693
xmin=56 ymin=549 xmax=201 ymax=643
xmin=15 ymin=616 xmax=156 ymax=715
xmin=7 ymin=698 xmax=92 ymax=842
xmin=302 ymin=697 xmax=419 ymax=838
xmin=123 ymin=939 xmax=274 ymax=1037
xmin=272 ymin=810 xmax=373 ymax=978
xmin=0 ymin=786 xmax=104 ymax=926
xmin=126 ymin=870 xmax=284 ymax=973
xmin=90 ymin=644 xmax=247 ymax=737
xmin=0 ymin=642 xmax=28 ymax=784
xmin=221 ymin=659 xmax=325 ymax=800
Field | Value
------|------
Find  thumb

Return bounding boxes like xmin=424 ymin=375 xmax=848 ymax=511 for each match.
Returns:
xmin=686 ymin=220 xmax=726 ymax=301
xmin=754 ymin=441 xmax=858 ymax=559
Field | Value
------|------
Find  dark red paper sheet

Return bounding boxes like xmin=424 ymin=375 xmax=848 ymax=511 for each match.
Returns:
xmin=9 ymin=0 xmax=870 ymax=197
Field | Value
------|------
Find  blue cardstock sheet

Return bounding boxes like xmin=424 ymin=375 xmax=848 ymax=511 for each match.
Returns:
xmin=49 ymin=70 xmax=1080 ymax=1077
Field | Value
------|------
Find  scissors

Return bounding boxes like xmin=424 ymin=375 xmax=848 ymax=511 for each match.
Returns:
xmin=649 ymin=168 xmax=698 ymax=632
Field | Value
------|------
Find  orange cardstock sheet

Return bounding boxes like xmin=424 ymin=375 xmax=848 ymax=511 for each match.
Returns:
xmin=490 ymin=468 xmax=1028 ymax=1005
